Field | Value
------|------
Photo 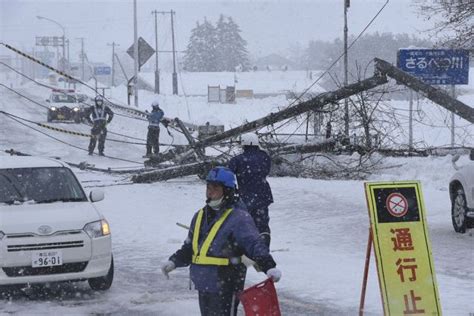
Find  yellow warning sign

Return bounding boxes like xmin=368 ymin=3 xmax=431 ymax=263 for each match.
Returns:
xmin=364 ymin=181 xmax=441 ymax=316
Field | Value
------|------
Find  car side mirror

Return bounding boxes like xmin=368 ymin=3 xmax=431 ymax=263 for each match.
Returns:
xmin=89 ymin=190 xmax=104 ymax=202
xmin=46 ymin=99 xmax=50 ymax=103
xmin=470 ymin=149 xmax=474 ymax=161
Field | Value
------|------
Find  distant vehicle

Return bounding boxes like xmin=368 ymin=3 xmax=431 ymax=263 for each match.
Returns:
xmin=449 ymin=149 xmax=474 ymax=233
xmin=0 ymin=156 xmax=114 ymax=290
xmin=46 ymin=89 xmax=84 ymax=123
xmin=198 ymin=122 xmax=225 ymax=140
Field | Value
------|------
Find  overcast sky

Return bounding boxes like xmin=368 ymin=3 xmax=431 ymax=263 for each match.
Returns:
xmin=1 ymin=0 xmax=433 ymax=64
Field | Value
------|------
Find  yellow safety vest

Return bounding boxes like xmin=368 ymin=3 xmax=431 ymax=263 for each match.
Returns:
xmin=192 ymin=208 xmax=233 ymax=266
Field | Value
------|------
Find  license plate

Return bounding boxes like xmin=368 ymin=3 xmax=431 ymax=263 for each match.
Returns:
xmin=57 ymin=114 xmax=65 ymax=119
xmin=32 ymin=250 xmax=63 ymax=268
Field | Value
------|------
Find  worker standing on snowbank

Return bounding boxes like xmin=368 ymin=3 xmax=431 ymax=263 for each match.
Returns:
xmin=161 ymin=166 xmax=281 ymax=316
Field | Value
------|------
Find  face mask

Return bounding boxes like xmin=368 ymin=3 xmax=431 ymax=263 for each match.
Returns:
xmin=207 ymin=196 xmax=224 ymax=210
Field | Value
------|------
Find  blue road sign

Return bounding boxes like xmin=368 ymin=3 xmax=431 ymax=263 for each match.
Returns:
xmin=94 ymin=66 xmax=111 ymax=76
xmin=397 ymin=49 xmax=469 ymax=85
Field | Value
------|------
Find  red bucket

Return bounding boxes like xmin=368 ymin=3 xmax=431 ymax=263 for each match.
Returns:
xmin=239 ymin=278 xmax=281 ymax=316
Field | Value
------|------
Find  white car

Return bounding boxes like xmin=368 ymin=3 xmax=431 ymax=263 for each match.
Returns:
xmin=449 ymin=151 xmax=474 ymax=233
xmin=46 ymin=89 xmax=84 ymax=123
xmin=0 ymin=156 xmax=113 ymax=290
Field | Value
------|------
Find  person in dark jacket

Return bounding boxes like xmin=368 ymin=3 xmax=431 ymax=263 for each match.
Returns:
xmin=86 ymin=95 xmax=114 ymax=156
xmin=228 ymin=133 xmax=274 ymax=247
xmin=144 ymin=100 xmax=165 ymax=158
xmin=161 ymin=166 xmax=281 ymax=316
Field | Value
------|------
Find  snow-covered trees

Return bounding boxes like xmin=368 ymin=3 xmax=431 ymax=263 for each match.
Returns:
xmin=183 ymin=15 xmax=249 ymax=72
xmin=183 ymin=19 xmax=218 ymax=72
xmin=415 ymin=0 xmax=473 ymax=48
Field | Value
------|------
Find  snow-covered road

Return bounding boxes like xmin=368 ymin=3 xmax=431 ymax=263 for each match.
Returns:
xmin=0 ymin=83 xmax=473 ymax=315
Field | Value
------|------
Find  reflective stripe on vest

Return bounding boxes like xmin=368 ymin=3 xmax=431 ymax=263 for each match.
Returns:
xmin=192 ymin=208 xmax=233 ymax=266
xmin=93 ymin=106 xmax=107 ymax=121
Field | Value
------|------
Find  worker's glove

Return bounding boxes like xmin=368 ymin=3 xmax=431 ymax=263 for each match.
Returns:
xmin=161 ymin=260 xmax=176 ymax=279
xmin=162 ymin=119 xmax=169 ymax=128
xmin=266 ymin=268 xmax=282 ymax=283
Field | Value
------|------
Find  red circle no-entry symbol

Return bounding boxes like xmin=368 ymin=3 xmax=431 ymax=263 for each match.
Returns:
xmin=386 ymin=192 xmax=408 ymax=217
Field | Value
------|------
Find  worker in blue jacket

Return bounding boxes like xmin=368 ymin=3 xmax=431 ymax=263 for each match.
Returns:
xmin=161 ymin=166 xmax=281 ymax=316
xmin=228 ymin=133 xmax=274 ymax=247
xmin=145 ymin=100 xmax=165 ymax=157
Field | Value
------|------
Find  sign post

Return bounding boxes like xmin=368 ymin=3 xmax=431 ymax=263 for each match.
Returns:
xmin=360 ymin=181 xmax=441 ymax=316
xmin=397 ymin=49 xmax=469 ymax=148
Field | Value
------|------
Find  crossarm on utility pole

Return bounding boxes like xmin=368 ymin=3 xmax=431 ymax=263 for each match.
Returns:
xmin=375 ymin=58 xmax=474 ymax=124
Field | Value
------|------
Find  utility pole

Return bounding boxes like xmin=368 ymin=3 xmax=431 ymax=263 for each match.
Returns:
xmin=152 ymin=10 xmax=160 ymax=94
xmin=76 ymin=37 xmax=85 ymax=81
xmin=66 ymin=39 xmax=70 ymax=67
xmin=171 ymin=9 xmax=178 ymax=95
xmin=451 ymin=85 xmax=456 ymax=147
xmin=408 ymin=89 xmax=413 ymax=150
xmin=107 ymin=42 xmax=119 ymax=86
xmin=133 ymin=0 xmax=139 ymax=107
xmin=154 ymin=10 xmax=178 ymax=95
xmin=343 ymin=0 xmax=350 ymax=138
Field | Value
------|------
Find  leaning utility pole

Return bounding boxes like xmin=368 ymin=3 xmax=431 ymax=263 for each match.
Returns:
xmin=343 ymin=0 xmax=350 ymax=137
xmin=107 ymin=42 xmax=119 ymax=86
xmin=152 ymin=10 xmax=160 ymax=94
xmin=133 ymin=0 xmax=139 ymax=107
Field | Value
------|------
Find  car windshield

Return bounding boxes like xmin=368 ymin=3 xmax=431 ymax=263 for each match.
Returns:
xmin=0 ymin=167 xmax=87 ymax=205
xmin=52 ymin=94 xmax=77 ymax=103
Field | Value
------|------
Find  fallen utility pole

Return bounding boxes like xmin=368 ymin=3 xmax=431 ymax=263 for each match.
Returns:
xmin=174 ymin=118 xmax=206 ymax=160
xmin=375 ymin=58 xmax=474 ymax=123
xmin=133 ymin=58 xmax=474 ymax=183
xmin=144 ymin=73 xmax=389 ymax=174
xmin=132 ymin=160 xmax=215 ymax=183
xmin=145 ymin=73 xmax=389 ymax=167
xmin=197 ymin=74 xmax=388 ymax=148
xmin=269 ymin=139 xmax=337 ymax=156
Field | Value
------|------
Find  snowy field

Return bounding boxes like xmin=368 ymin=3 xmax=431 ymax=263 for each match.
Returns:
xmin=0 ymin=70 xmax=473 ymax=315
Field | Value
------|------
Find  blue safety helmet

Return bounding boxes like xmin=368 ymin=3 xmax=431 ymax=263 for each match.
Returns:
xmin=206 ymin=167 xmax=236 ymax=189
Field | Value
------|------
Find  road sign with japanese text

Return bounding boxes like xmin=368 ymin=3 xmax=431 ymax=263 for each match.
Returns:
xmin=364 ymin=181 xmax=441 ymax=316
xmin=397 ymin=49 xmax=469 ymax=85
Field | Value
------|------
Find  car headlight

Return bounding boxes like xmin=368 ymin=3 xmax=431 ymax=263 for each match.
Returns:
xmin=50 ymin=106 xmax=57 ymax=111
xmin=0 ymin=231 xmax=4 ymax=240
xmin=73 ymin=107 xmax=79 ymax=112
xmin=83 ymin=219 xmax=110 ymax=238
